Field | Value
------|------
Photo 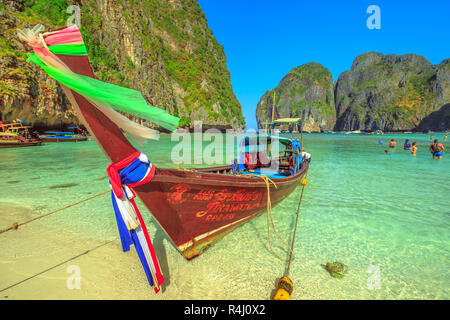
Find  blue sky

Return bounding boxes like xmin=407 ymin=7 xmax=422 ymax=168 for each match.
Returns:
xmin=198 ymin=0 xmax=450 ymax=129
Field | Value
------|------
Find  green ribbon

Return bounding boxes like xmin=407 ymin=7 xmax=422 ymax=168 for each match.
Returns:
xmin=27 ymin=53 xmax=179 ymax=131
xmin=48 ymin=43 xmax=87 ymax=56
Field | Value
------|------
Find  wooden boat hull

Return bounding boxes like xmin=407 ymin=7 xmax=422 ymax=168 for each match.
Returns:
xmin=137 ymin=163 xmax=309 ymax=259
xmin=0 ymin=141 xmax=42 ymax=148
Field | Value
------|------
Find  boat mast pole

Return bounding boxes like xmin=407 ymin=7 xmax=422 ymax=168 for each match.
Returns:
xmin=300 ymin=122 xmax=303 ymax=150
xmin=271 ymin=91 xmax=276 ymax=136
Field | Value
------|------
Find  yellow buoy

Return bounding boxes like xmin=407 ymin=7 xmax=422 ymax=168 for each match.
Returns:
xmin=273 ymin=276 xmax=293 ymax=300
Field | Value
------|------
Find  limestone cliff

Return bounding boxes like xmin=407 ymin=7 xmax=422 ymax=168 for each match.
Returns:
xmin=0 ymin=0 xmax=245 ymax=129
xmin=255 ymin=62 xmax=336 ymax=132
xmin=334 ymin=52 xmax=449 ymax=131
xmin=256 ymin=53 xmax=449 ymax=132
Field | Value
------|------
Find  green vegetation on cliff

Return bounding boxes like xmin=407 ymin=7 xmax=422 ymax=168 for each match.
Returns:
xmin=1 ymin=0 xmax=245 ymax=128
xmin=257 ymin=53 xmax=448 ymax=132
xmin=256 ymin=62 xmax=336 ymax=132
xmin=334 ymin=52 xmax=449 ymax=131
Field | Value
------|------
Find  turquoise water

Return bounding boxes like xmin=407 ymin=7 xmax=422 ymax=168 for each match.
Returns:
xmin=0 ymin=133 xmax=449 ymax=299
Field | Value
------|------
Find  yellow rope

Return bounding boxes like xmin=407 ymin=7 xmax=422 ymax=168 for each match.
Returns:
xmin=285 ymin=176 xmax=307 ymax=276
xmin=246 ymin=174 xmax=293 ymax=260
xmin=0 ymin=191 xmax=109 ymax=235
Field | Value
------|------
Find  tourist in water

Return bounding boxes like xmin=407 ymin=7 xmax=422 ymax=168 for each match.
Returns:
xmin=430 ymin=135 xmax=433 ymax=141
xmin=429 ymin=139 xmax=444 ymax=159
xmin=389 ymin=139 xmax=396 ymax=148
xmin=410 ymin=142 xmax=418 ymax=155
xmin=384 ymin=150 xmax=389 ymax=155
xmin=403 ymin=139 xmax=411 ymax=150
xmin=444 ymin=134 xmax=448 ymax=141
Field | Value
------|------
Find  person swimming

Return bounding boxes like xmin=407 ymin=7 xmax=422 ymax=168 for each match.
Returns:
xmin=429 ymin=139 xmax=444 ymax=159
xmin=410 ymin=142 xmax=417 ymax=155
xmin=403 ymin=139 xmax=411 ymax=150
xmin=389 ymin=139 xmax=396 ymax=148
xmin=384 ymin=150 xmax=389 ymax=155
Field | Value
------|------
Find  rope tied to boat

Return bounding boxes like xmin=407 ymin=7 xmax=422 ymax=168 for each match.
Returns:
xmin=245 ymin=174 xmax=293 ymax=260
xmin=0 ymin=191 xmax=109 ymax=235
xmin=285 ymin=176 xmax=308 ymax=276
xmin=273 ymin=176 xmax=308 ymax=300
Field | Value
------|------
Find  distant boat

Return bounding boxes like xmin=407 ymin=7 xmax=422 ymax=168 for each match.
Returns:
xmin=0 ymin=121 xmax=42 ymax=148
xmin=0 ymin=132 xmax=42 ymax=148
xmin=375 ymin=130 xmax=383 ymax=135
xmin=39 ymin=130 xmax=88 ymax=142
xmin=324 ymin=130 xmax=334 ymax=134
xmin=358 ymin=132 xmax=374 ymax=135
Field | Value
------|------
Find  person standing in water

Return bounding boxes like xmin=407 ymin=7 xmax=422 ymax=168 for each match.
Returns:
xmin=429 ymin=139 xmax=444 ymax=159
xmin=410 ymin=142 xmax=418 ymax=155
xmin=403 ymin=139 xmax=411 ymax=150
xmin=389 ymin=139 xmax=396 ymax=148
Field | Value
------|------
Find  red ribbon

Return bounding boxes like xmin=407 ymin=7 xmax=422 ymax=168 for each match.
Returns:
xmin=106 ymin=151 xmax=155 ymax=199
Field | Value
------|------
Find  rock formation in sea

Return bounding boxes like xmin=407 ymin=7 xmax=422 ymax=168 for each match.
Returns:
xmin=334 ymin=53 xmax=449 ymax=131
xmin=0 ymin=0 xmax=245 ymax=130
xmin=255 ymin=62 xmax=336 ymax=132
xmin=256 ymin=53 xmax=449 ymax=132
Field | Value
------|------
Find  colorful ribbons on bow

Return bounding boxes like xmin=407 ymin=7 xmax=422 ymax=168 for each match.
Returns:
xmin=18 ymin=24 xmax=179 ymax=143
xmin=107 ymin=151 xmax=164 ymax=293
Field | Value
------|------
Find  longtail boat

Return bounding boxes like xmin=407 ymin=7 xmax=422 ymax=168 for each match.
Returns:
xmin=18 ymin=25 xmax=310 ymax=293
xmin=0 ymin=132 xmax=42 ymax=148
xmin=0 ymin=121 xmax=42 ymax=148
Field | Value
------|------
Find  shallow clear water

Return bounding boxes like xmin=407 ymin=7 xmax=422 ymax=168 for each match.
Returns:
xmin=0 ymin=133 xmax=449 ymax=299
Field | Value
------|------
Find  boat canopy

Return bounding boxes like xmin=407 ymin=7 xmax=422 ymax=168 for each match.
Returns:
xmin=272 ymin=117 xmax=300 ymax=124
xmin=234 ymin=135 xmax=303 ymax=178
xmin=239 ymin=134 xmax=301 ymax=151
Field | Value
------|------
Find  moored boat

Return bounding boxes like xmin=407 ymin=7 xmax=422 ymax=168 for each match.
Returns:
xmin=18 ymin=25 xmax=311 ymax=292
xmin=39 ymin=130 xmax=88 ymax=142
xmin=0 ymin=121 xmax=42 ymax=148
xmin=0 ymin=132 xmax=42 ymax=148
